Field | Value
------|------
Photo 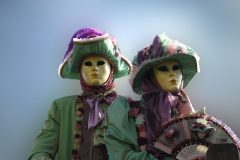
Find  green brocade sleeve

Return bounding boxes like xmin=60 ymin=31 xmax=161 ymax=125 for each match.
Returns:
xmin=104 ymin=131 xmax=156 ymax=160
xmin=30 ymin=153 xmax=52 ymax=160
xmin=104 ymin=96 xmax=157 ymax=160
xmin=28 ymin=101 xmax=60 ymax=160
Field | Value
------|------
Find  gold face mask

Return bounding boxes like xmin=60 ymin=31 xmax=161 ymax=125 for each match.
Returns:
xmin=80 ymin=56 xmax=111 ymax=86
xmin=153 ymin=60 xmax=182 ymax=93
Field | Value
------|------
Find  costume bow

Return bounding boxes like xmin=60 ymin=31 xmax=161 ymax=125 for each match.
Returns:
xmin=85 ymin=91 xmax=117 ymax=129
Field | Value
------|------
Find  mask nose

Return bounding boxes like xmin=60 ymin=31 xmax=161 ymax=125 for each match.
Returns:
xmin=91 ymin=62 xmax=99 ymax=71
xmin=169 ymin=70 xmax=176 ymax=77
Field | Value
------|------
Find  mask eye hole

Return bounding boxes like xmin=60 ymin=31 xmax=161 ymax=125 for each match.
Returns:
xmin=172 ymin=65 xmax=180 ymax=71
xmin=158 ymin=66 xmax=168 ymax=72
xmin=84 ymin=61 xmax=92 ymax=66
xmin=97 ymin=60 xmax=105 ymax=66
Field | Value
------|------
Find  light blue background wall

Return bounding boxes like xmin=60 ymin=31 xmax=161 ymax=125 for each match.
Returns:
xmin=0 ymin=0 xmax=239 ymax=159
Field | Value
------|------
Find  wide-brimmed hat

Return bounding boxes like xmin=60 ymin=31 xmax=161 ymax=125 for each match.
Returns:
xmin=130 ymin=33 xmax=200 ymax=94
xmin=58 ymin=28 xmax=131 ymax=80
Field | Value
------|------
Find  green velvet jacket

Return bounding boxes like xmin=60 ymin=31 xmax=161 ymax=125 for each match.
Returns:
xmin=28 ymin=95 xmax=156 ymax=160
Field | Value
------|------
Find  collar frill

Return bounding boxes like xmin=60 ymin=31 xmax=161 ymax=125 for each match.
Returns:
xmin=72 ymin=90 xmax=117 ymax=159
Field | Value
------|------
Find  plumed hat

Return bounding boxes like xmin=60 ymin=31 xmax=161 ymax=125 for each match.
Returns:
xmin=130 ymin=33 xmax=200 ymax=94
xmin=58 ymin=28 xmax=131 ymax=79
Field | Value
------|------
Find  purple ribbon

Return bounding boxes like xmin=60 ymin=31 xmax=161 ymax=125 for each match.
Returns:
xmin=85 ymin=91 xmax=117 ymax=129
xmin=142 ymin=75 xmax=179 ymax=142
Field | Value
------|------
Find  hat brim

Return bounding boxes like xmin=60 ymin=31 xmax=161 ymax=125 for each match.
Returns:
xmin=58 ymin=37 xmax=131 ymax=80
xmin=130 ymin=54 xmax=200 ymax=94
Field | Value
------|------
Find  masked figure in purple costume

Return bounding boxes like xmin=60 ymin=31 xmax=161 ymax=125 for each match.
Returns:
xmin=130 ymin=33 xmax=200 ymax=159
xmin=28 ymin=28 xmax=159 ymax=160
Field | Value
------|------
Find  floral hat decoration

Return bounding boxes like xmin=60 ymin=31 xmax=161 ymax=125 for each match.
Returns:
xmin=58 ymin=27 xmax=131 ymax=80
xmin=130 ymin=33 xmax=200 ymax=94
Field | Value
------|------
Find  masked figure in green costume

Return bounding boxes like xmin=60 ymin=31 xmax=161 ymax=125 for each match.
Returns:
xmin=130 ymin=33 xmax=240 ymax=160
xmin=28 ymin=28 xmax=158 ymax=160
xmin=129 ymin=33 xmax=199 ymax=159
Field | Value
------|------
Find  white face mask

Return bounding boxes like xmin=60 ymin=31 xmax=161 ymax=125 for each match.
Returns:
xmin=153 ymin=60 xmax=182 ymax=93
xmin=80 ymin=56 xmax=111 ymax=86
